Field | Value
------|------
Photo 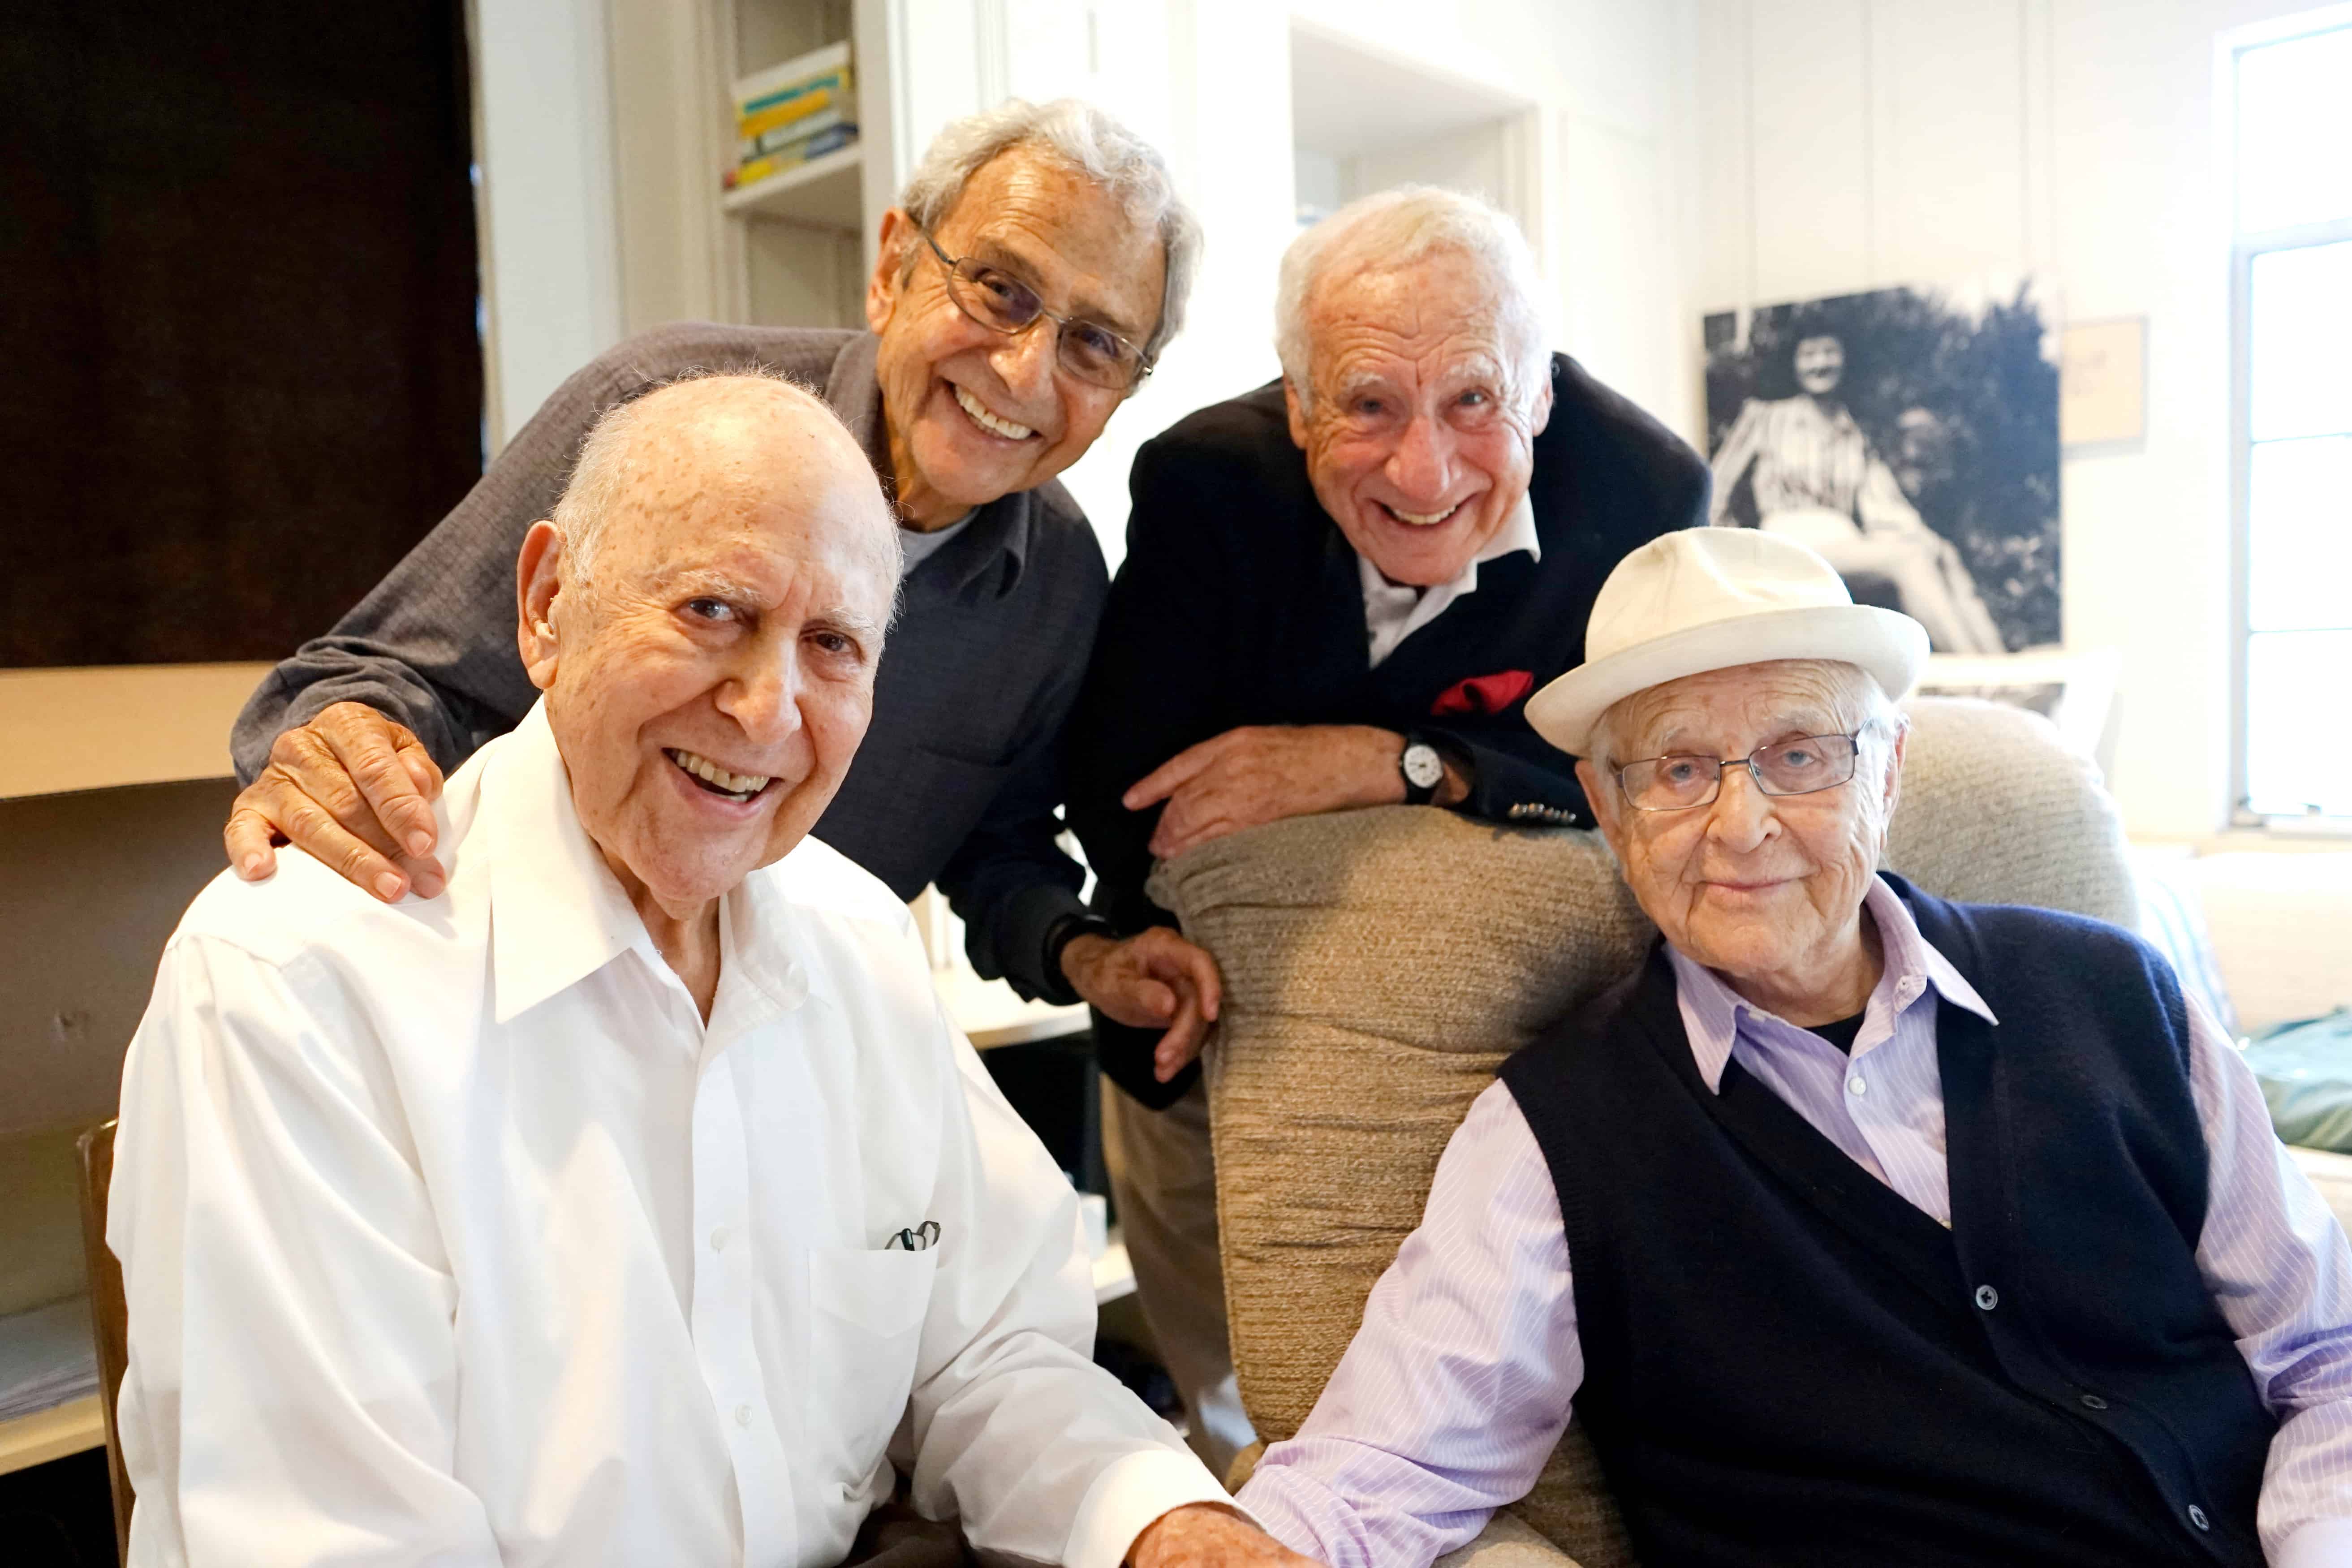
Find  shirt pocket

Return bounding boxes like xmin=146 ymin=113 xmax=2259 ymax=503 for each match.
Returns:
xmin=807 ymin=1246 xmax=938 ymax=1473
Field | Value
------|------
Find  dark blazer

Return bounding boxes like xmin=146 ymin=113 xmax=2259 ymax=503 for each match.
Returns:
xmin=1067 ymin=353 xmax=1709 ymax=1103
xmin=231 ymin=325 xmax=1102 ymax=1000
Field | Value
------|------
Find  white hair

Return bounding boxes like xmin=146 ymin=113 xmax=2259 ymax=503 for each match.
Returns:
xmin=1275 ymin=185 xmax=1551 ymax=414
xmin=551 ymin=370 xmax=903 ymax=599
xmin=897 ymin=98 xmax=1201 ymax=367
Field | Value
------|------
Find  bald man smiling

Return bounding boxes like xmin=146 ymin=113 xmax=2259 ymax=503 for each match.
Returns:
xmin=110 ymin=375 xmax=1307 ymax=1568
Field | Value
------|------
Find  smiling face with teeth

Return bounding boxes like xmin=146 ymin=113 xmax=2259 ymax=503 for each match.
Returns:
xmin=516 ymin=377 xmax=899 ymax=929
xmin=864 ymin=142 xmax=1167 ymax=530
xmin=1284 ymin=248 xmax=1553 ymax=588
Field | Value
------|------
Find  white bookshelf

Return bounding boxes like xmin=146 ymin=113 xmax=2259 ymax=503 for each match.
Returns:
xmin=0 ymin=1393 xmax=102 ymax=1478
xmin=719 ymin=141 xmax=866 ymax=226
xmin=708 ymin=0 xmax=904 ymax=332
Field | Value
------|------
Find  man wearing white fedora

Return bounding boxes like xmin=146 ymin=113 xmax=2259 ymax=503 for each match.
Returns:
xmin=1236 ymin=528 xmax=2352 ymax=1566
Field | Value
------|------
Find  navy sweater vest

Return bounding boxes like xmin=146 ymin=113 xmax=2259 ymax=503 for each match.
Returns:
xmin=1496 ymin=876 xmax=2274 ymax=1568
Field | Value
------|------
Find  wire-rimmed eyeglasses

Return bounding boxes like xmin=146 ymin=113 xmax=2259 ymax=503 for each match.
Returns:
xmin=918 ymin=230 xmax=1152 ymax=391
xmin=1612 ymin=730 xmax=1872 ymax=813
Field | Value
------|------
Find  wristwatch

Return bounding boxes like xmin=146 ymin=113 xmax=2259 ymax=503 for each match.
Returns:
xmin=1399 ymin=732 xmax=1446 ymax=806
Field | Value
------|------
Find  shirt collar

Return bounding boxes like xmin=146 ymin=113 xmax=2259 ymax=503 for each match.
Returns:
xmin=833 ymin=331 xmax=1033 ymax=601
xmin=478 ymin=701 xmax=819 ymax=1028
xmin=1488 ymin=490 xmax=1542 ymax=566
xmin=1364 ymin=496 xmax=1543 ymax=630
xmin=480 ymin=701 xmax=654 ymax=1024
xmin=1664 ymin=872 xmax=1999 ymax=1092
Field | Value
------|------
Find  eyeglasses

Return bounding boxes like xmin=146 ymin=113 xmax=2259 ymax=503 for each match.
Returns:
xmin=918 ymin=230 xmax=1152 ymax=391
xmin=1612 ymin=730 xmax=1870 ymax=813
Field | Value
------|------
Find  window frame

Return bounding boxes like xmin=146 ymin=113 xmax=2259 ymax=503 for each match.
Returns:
xmin=2224 ymin=5 xmax=2352 ymax=831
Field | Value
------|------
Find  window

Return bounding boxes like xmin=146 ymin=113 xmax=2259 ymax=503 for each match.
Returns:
xmin=2230 ymin=13 xmax=2352 ymax=824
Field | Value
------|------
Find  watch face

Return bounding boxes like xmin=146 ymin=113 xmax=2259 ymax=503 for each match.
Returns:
xmin=1402 ymin=743 xmax=1445 ymax=790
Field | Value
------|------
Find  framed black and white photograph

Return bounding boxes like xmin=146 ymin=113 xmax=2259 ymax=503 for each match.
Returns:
xmin=1703 ymin=280 xmax=2062 ymax=654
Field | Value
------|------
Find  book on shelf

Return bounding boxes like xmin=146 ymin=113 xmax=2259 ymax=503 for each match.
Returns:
xmin=737 ymin=106 xmax=850 ymax=163
xmin=741 ymin=86 xmax=843 ymax=143
xmin=724 ymin=122 xmax=859 ymax=192
xmin=726 ymin=41 xmax=858 ymax=193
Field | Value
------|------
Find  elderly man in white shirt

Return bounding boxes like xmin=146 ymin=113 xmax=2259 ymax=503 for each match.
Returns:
xmin=108 ymin=373 xmax=1313 ymax=1568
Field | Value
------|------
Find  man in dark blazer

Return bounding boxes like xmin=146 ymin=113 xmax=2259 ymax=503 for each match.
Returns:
xmin=1062 ymin=186 xmax=1710 ymax=1473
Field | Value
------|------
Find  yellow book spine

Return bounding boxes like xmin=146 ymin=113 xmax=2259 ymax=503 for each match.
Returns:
xmin=735 ymin=82 xmax=838 ymax=141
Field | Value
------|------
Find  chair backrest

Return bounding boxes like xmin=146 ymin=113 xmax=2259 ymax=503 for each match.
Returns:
xmin=0 ymin=777 xmax=241 ymax=1143
xmin=77 ymin=1117 xmax=132 ymax=1562
xmin=1147 ymin=698 xmax=2138 ymax=1564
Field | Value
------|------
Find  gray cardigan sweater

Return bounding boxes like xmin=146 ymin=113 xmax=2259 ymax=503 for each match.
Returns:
xmin=233 ymin=324 xmax=1102 ymax=1000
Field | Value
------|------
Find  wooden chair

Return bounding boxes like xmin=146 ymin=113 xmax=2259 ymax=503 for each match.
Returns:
xmin=77 ymin=1118 xmax=132 ymax=1563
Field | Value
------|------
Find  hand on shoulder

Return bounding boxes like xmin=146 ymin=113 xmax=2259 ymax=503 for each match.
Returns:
xmin=225 ymin=702 xmax=445 ymax=903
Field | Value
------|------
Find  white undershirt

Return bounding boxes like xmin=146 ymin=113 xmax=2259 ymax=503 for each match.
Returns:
xmin=1357 ymin=494 xmax=1541 ymax=668
xmin=899 ymin=509 xmax=977 ymax=576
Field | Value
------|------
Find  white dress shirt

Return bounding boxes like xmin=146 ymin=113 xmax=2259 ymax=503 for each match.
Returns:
xmin=1358 ymin=495 xmax=1540 ymax=668
xmin=111 ymin=700 xmax=1228 ymax=1568
xmin=1241 ymin=877 xmax=2352 ymax=1567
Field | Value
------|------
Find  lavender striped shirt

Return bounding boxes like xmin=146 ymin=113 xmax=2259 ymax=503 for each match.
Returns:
xmin=1240 ymin=877 xmax=2352 ymax=1567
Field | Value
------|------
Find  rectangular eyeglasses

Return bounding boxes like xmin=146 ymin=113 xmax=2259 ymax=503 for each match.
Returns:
xmin=1613 ymin=730 xmax=1870 ymax=812
xmin=918 ymin=230 xmax=1151 ymax=391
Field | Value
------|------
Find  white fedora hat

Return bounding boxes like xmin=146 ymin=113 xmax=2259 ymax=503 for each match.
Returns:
xmin=1525 ymin=528 xmax=1930 ymax=757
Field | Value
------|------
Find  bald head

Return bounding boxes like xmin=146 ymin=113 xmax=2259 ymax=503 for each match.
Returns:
xmin=513 ymin=372 xmax=902 ymax=924
xmin=553 ymin=372 xmax=901 ymax=601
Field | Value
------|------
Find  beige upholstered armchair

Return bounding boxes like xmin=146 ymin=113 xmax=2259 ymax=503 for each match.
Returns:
xmin=1146 ymin=698 xmax=2141 ymax=1568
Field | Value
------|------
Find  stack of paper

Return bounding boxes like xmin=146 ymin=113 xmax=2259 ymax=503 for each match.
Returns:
xmin=0 ymin=1297 xmax=99 ymax=1422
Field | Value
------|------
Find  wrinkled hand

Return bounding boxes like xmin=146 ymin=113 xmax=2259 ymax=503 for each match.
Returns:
xmin=1128 ymin=1503 xmax=1323 ymax=1568
xmin=1124 ymin=724 xmax=1410 ymax=862
xmin=224 ymin=702 xmax=447 ymax=902
xmin=1062 ymin=927 xmax=1223 ymax=1081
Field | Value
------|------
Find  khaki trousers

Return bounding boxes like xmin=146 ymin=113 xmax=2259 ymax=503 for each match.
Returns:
xmin=1099 ymin=1076 xmax=1257 ymax=1479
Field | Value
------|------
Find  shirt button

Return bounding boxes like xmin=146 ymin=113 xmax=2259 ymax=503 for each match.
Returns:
xmin=2080 ymin=1393 xmax=2109 ymax=1411
xmin=735 ymin=1403 xmax=753 ymax=1427
xmin=710 ymin=1226 xmax=730 ymax=1252
xmin=1847 ymin=1074 xmax=1867 ymax=1097
xmin=1973 ymin=1284 xmax=1999 ymax=1310
xmin=2188 ymin=1504 xmax=2210 ymax=1532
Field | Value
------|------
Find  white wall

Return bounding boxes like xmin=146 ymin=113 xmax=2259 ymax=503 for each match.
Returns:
xmin=1020 ymin=0 xmax=1298 ymax=567
xmin=1039 ymin=0 xmax=1692 ymax=564
xmin=1680 ymin=0 xmax=2330 ymax=840
xmin=471 ymin=0 xmax=626 ymax=450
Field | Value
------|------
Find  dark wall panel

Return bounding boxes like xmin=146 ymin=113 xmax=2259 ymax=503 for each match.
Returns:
xmin=0 ymin=1 xmax=482 ymax=666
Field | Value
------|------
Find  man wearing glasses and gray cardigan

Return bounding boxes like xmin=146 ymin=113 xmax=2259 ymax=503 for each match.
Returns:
xmin=223 ymin=98 xmax=1226 ymax=1070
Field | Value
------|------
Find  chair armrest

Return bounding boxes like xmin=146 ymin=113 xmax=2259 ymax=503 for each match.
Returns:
xmin=1435 ymin=1511 xmax=1586 ymax=1568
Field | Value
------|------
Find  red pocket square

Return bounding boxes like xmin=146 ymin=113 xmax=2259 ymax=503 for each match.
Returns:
xmin=1431 ymin=670 xmax=1536 ymax=718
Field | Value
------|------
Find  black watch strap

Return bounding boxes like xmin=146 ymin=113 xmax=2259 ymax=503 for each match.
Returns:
xmin=1041 ymin=909 xmax=1119 ymax=1006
